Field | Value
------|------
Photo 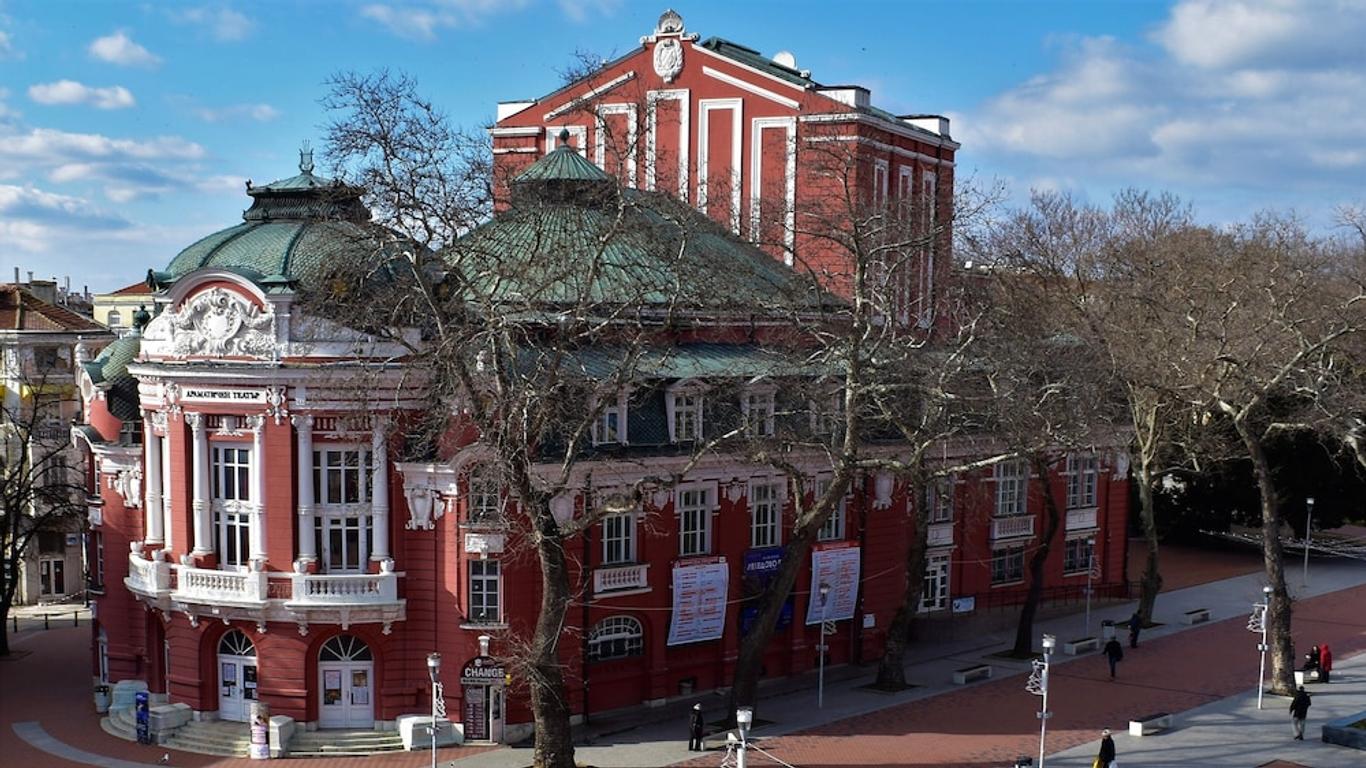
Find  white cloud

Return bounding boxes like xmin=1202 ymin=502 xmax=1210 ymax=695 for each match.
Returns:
xmin=0 ymin=28 xmax=14 ymax=59
xmin=1153 ymin=0 xmax=1366 ymax=70
xmin=360 ymin=0 xmax=530 ymax=41
xmin=88 ymin=30 xmax=161 ymax=68
xmin=0 ymin=184 xmax=132 ymax=252
xmin=193 ymin=103 xmax=280 ymax=122
xmin=171 ymin=6 xmax=255 ymax=42
xmin=557 ymin=0 xmax=621 ymax=24
xmin=28 ymin=80 xmax=136 ymax=110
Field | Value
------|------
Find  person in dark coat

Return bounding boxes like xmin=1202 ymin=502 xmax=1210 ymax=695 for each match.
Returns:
xmin=1289 ymin=686 xmax=1312 ymax=740
xmin=1104 ymin=637 xmax=1124 ymax=679
xmin=1127 ymin=611 xmax=1142 ymax=648
xmin=1304 ymin=645 xmax=1320 ymax=672
xmin=1097 ymin=728 xmax=1116 ymax=767
xmin=688 ymin=703 xmax=705 ymax=751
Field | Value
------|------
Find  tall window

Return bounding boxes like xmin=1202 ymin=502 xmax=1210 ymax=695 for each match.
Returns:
xmin=922 ymin=553 xmax=949 ymax=611
xmin=927 ymin=476 xmax=954 ymax=523
xmin=669 ymin=387 xmax=703 ymax=442
xmin=91 ymin=531 xmax=105 ymax=590
xmin=991 ymin=546 xmax=1025 ymax=584
xmin=467 ymin=468 xmax=503 ymax=525
xmin=602 ymin=512 xmax=635 ymax=565
xmin=313 ymin=448 xmax=370 ymax=505
xmin=994 ymin=459 xmax=1027 ymax=517
xmin=742 ymin=390 xmax=776 ymax=438
xmin=211 ymin=445 xmax=251 ymax=568
xmin=815 ymin=477 xmax=847 ymax=542
xmin=212 ymin=446 xmax=251 ymax=502
xmin=587 ymin=616 xmax=644 ymax=662
xmin=1064 ymin=537 xmax=1095 ymax=575
xmin=873 ymin=159 xmax=889 ymax=208
xmin=313 ymin=448 xmax=372 ymax=573
xmin=918 ymin=170 xmax=938 ymax=327
xmin=749 ymin=481 xmax=781 ymax=548
xmin=1066 ymin=454 xmax=1099 ymax=509
xmin=106 ymin=310 xmax=122 ymax=327
xmin=468 ymin=560 xmax=501 ymax=624
xmin=677 ymin=487 xmax=711 ymax=557
xmin=592 ymin=393 xmax=627 ymax=445
xmin=812 ymin=389 xmax=845 ymax=437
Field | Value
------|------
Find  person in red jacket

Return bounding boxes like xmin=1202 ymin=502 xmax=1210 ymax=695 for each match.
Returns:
xmin=1319 ymin=643 xmax=1333 ymax=682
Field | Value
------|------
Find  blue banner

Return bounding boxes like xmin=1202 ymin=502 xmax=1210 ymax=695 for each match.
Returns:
xmin=739 ymin=547 xmax=793 ymax=633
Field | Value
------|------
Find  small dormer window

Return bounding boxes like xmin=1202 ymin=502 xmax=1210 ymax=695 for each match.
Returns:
xmin=667 ymin=382 xmax=704 ymax=442
xmin=811 ymin=388 xmax=845 ymax=437
xmin=592 ymin=391 xmax=629 ymax=446
xmin=742 ymin=389 xmax=776 ymax=438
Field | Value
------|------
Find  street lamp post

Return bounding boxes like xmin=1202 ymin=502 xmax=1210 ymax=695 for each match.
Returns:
xmin=817 ymin=582 xmax=831 ymax=709
xmin=1303 ymin=497 xmax=1314 ymax=587
xmin=1084 ymin=538 xmax=1096 ymax=637
xmin=1036 ymin=634 xmax=1055 ymax=768
xmin=1249 ymin=586 xmax=1272 ymax=710
xmin=427 ymin=652 xmax=443 ymax=768
xmin=735 ymin=706 xmax=753 ymax=768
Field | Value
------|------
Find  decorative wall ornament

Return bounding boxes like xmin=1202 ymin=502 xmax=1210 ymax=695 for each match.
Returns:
xmin=725 ymin=479 xmax=746 ymax=503
xmin=244 ymin=415 xmax=266 ymax=434
xmin=168 ymin=287 xmax=276 ymax=358
xmin=1111 ymin=451 xmax=1131 ymax=479
xmin=163 ymin=383 xmax=182 ymax=417
xmin=150 ymin=409 xmax=169 ymax=431
xmin=550 ymin=493 xmax=576 ymax=525
xmin=404 ymin=484 xmax=441 ymax=530
xmin=464 ymin=533 xmax=506 ymax=559
xmin=873 ymin=472 xmax=895 ymax=510
xmin=264 ymin=386 xmax=288 ymax=424
xmin=653 ymin=38 xmax=683 ymax=82
xmin=114 ymin=467 xmax=143 ymax=508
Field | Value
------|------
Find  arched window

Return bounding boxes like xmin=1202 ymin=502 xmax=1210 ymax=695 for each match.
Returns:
xmin=106 ymin=310 xmax=122 ymax=328
xmin=320 ymin=634 xmax=373 ymax=662
xmin=218 ymin=629 xmax=256 ymax=657
xmin=588 ymin=615 xmax=644 ymax=662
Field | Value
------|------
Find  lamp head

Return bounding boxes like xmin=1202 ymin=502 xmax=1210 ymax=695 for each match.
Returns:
xmin=819 ymin=582 xmax=830 ymax=598
xmin=1041 ymin=634 xmax=1056 ymax=651
xmin=736 ymin=706 xmax=753 ymax=738
xmin=1263 ymin=585 xmax=1273 ymax=595
xmin=426 ymin=652 xmax=441 ymax=682
xmin=1306 ymin=496 xmax=1315 ymax=509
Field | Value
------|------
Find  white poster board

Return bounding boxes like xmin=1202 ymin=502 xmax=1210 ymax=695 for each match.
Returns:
xmin=806 ymin=544 xmax=861 ymax=624
xmin=667 ymin=560 xmax=729 ymax=646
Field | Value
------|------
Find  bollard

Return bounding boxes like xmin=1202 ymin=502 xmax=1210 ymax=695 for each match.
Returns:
xmin=44 ymin=614 xmax=50 ymax=630
xmin=10 ymin=615 xmax=16 ymax=633
xmin=74 ymin=611 xmax=80 ymax=627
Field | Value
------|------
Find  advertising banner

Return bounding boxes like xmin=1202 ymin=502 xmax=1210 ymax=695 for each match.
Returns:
xmin=805 ymin=544 xmax=860 ymax=625
xmin=739 ymin=547 xmax=793 ymax=634
xmin=667 ymin=559 xmax=729 ymax=646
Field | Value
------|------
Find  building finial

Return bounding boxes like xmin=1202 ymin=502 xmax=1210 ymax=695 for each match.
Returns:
xmin=557 ymin=128 xmax=571 ymax=147
xmin=299 ymin=140 xmax=314 ymax=174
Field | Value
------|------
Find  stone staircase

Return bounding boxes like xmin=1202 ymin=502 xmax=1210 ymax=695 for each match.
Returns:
xmin=100 ymin=707 xmax=250 ymax=757
xmin=287 ymin=728 xmax=407 ymax=757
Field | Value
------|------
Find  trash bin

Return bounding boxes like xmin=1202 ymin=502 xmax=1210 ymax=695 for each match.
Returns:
xmin=250 ymin=702 xmax=271 ymax=760
xmin=1101 ymin=620 xmax=1116 ymax=640
xmin=135 ymin=691 xmax=151 ymax=744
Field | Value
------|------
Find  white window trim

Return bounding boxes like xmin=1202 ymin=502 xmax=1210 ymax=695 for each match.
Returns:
xmin=592 ymin=390 xmax=630 ymax=446
xmin=544 ymin=125 xmax=588 ymax=156
xmin=313 ymin=444 xmax=372 ymax=511
xmin=748 ymin=115 xmax=797 ymax=263
xmin=918 ymin=170 xmax=938 ymax=329
xmin=814 ymin=475 xmax=849 ymax=542
xmin=920 ymin=553 xmax=950 ymax=612
xmin=467 ymin=558 xmax=502 ymax=624
xmin=1062 ymin=535 xmax=1096 ymax=576
xmin=994 ymin=459 xmax=1028 ymax=517
xmin=991 ymin=544 xmax=1026 ymax=586
xmin=741 ymin=386 xmax=776 ymax=438
xmin=873 ymin=158 xmax=890 ymax=208
xmin=645 ymin=88 xmax=690 ymax=199
xmin=594 ymin=102 xmax=638 ymax=185
xmin=810 ymin=388 xmax=845 ymax=436
xmin=675 ymin=481 xmax=717 ymax=557
xmin=747 ymin=477 xmax=785 ymax=548
xmin=1066 ymin=453 xmax=1099 ymax=509
xmin=927 ymin=475 xmax=955 ymax=523
xmin=666 ymin=380 xmax=705 ymax=443
xmin=600 ymin=509 xmax=638 ymax=565
xmin=697 ymin=97 xmax=744 ymax=233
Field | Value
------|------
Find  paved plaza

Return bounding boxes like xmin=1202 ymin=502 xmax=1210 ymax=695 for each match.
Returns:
xmin=2 ymin=543 xmax=1363 ymax=768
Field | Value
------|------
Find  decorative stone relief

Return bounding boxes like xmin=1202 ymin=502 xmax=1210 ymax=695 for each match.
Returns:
xmin=464 ymin=533 xmax=506 ymax=558
xmin=1111 ymin=451 xmax=1131 ymax=479
xmin=550 ymin=493 xmax=576 ymax=525
xmin=168 ymin=287 xmax=276 ymax=358
xmin=873 ymin=472 xmax=895 ymax=510
xmin=264 ymin=386 xmax=288 ymax=424
xmin=150 ymin=409 xmax=169 ymax=431
xmin=404 ymin=484 xmax=441 ymax=530
xmin=653 ymin=39 xmax=683 ymax=82
xmin=114 ymin=467 xmax=143 ymax=508
xmin=163 ymin=382 xmax=182 ymax=417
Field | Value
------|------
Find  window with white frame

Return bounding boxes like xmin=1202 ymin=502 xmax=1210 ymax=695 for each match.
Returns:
xmin=667 ymin=384 xmax=703 ymax=442
xmin=677 ymin=486 xmax=712 ymax=557
xmin=212 ymin=445 xmax=251 ymax=502
xmin=1063 ymin=537 xmax=1095 ymax=575
xmin=927 ymin=476 xmax=954 ymax=523
xmin=873 ymin=159 xmax=889 ymax=208
xmin=994 ymin=459 xmax=1027 ymax=517
xmin=587 ymin=615 xmax=644 ymax=662
xmin=592 ymin=392 xmax=627 ymax=445
xmin=815 ymin=477 xmax=847 ymax=541
xmin=313 ymin=448 xmax=371 ymax=505
xmin=211 ymin=445 xmax=251 ymax=569
xmin=467 ymin=559 xmax=501 ymax=623
xmin=467 ymin=467 xmax=503 ymax=525
xmin=922 ymin=553 xmax=949 ymax=611
xmin=812 ymin=388 xmax=845 ymax=437
xmin=749 ymin=481 xmax=782 ymax=548
xmin=106 ymin=310 xmax=122 ymax=327
xmin=312 ymin=447 xmax=373 ymax=573
xmin=991 ymin=545 xmax=1025 ymax=584
xmin=742 ymin=389 xmax=776 ymax=438
xmin=601 ymin=512 xmax=636 ymax=565
xmin=1066 ymin=454 xmax=1099 ymax=509
xmin=918 ymin=171 xmax=938 ymax=328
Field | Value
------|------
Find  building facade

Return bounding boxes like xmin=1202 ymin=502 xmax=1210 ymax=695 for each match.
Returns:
xmin=80 ymin=12 xmax=1130 ymax=744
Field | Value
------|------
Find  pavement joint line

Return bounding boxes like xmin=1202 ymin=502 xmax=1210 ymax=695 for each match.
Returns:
xmin=13 ymin=721 xmax=165 ymax=768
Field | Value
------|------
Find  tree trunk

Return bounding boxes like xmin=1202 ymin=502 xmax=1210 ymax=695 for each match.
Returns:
xmin=1012 ymin=455 xmax=1062 ymax=656
xmin=529 ymin=515 xmax=577 ymax=768
xmin=1135 ymin=461 xmax=1163 ymax=624
xmin=0 ymin=594 xmax=12 ymax=657
xmin=874 ymin=479 xmax=928 ymax=690
xmin=1236 ymin=420 xmax=1295 ymax=695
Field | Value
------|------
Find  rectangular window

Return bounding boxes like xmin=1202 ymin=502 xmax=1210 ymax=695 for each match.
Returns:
xmin=927 ymin=477 xmax=954 ymax=523
xmin=922 ymin=553 xmax=949 ymax=611
xmin=873 ymin=159 xmax=889 ymax=208
xmin=991 ymin=546 xmax=1025 ymax=584
xmin=211 ymin=445 xmax=251 ymax=502
xmin=812 ymin=389 xmax=845 ymax=437
xmin=1066 ymin=454 xmax=1099 ymax=509
xmin=313 ymin=515 xmax=372 ymax=573
xmin=468 ymin=559 xmax=501 ymax=624
xmin=313 ymin=448 xmax=371 ymax=506
xmin=918 ymin=170 xmax=938 ymax=328
xmin=467 ymin=469 xmax=503 ymax=525
xmin=1064 ymin=537 xmax=1095 ymax=575
xmin=994 ymin=459 xmax=1027 ymax=517
xmin=93 ymin=531 xmax=105 ymax=588
xmin=678 ymin=487 xmax=711 ymax=557
xmin=594 ymin=405 xmax=623 ymax=445
xmin=749 ymin=481 xmax=781 ymax=548
xmin=742 ymin=390 xmax=775 ymax=438
xmin=815 ymin=477 xmax=847 ymax=542
xmin=601 ymin=513 xmax=635 ymax=565
xmin=670 ymin=390 xmax=702 ymax=442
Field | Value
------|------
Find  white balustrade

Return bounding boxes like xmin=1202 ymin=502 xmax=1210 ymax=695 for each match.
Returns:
xmin=173 ymin=565 xmax=268 ymax=603
xmin=1065 ymin=508 xmax=1098 ymax=531
xmin=287 ymin=571 xmax=400 ymax=606
xmin=927 ymin=522 xmax=955 ymax=547
xmin=593 ymin=563 xmax=650 ymax=595
xmin=991 ymin=515 xmax=1036 ymax=540
xmin=125 ymin=552 xmax=171 ymax=596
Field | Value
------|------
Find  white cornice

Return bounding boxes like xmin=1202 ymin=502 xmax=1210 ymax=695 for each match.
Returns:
xmin=689 ymin=43 xmax=809 ymax=94
xmin=702 ymin=66 xmax=799 ymax=109
xmin=543 ymin=72 xmax=637 ymax=121
xmin=804 ymin=134 xmax=957 ymax=167
xmin=799 ymin=112 xmax=961 ymax=151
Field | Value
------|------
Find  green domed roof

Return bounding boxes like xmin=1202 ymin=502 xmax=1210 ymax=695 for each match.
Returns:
xmin=158 ymin=147 xmax=389 ymax=289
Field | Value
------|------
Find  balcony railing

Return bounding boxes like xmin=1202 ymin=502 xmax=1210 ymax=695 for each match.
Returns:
xmin=125 ymin=551 xmax=171 ymax=596
xmin=1065 ymin=507 xmax=1098 ymax=531
xmin=593 ymin=563 xmax=650 ymax=595
xmin=991 ymin=515 xmax=1035 ymax=540
xmin=287 ymin=571 xmax=399 ymax=605
xmin=927 ymin=522 xmax=954 ymax=547
xmin=173 ymin=565 xmax=267 ymax=604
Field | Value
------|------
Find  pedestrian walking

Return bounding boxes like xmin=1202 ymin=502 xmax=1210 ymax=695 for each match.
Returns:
xmin=1289 ymin=685 xmax=1312 ymax=740
xmin=1319 ymin=643 xmax=1333 ymax=682
xmin=1127 ymin=611 xmax=1142 ymax=648
xmin=688 ymin=703 xmax=705 ymax=751
xmin=1094 ymin=728 xmax=1116 ymax=767
xmin=1104 ymin=637 xmax=1124 ymax=679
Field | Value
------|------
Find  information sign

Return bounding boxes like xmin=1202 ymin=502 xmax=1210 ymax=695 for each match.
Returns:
xmin=805 ymin=544 xmax=860 ymax=625
xmin=667 ymin=559 xmax=729 ymax=645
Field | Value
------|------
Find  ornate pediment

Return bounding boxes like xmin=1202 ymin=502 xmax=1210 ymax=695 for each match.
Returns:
xmin=168 ymin=287 xmax=277 ymax=358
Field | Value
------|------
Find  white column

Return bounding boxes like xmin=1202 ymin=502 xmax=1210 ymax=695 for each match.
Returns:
xmin=186 ymin=413 xmax=212 ymax=555
xmin=161 ymin=427 xmax=173 ymax=552
xmin=247 ymin=415 xmax=268 ymax=563
xmin=143 ymin=415 xmax=164 ymax=546
xmin=370 ymin=417 xmax=390 ymax=561
xmin=292 ymin=414 xmax=316 ymax=564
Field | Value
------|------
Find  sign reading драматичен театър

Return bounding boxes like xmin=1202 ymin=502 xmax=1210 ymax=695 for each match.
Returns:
xmin=180 ymin=387 xmax=267 ymax=404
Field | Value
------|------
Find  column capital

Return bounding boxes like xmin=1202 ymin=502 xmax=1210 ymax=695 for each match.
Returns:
xmin=290 ymin=413 xmax=314 ymax=433
xmin=184 ymin=412 xmax=204 ymax=432
xmin=245 ymin=414 xmax=266 ymax=435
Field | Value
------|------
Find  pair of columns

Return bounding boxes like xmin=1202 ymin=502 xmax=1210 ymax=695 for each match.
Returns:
xmin=141 ymin=411 xmax=391 ymax=566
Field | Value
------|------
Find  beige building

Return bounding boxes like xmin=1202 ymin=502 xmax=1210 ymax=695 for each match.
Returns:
xmin=91 ymin=281 xmax=155 ymax=335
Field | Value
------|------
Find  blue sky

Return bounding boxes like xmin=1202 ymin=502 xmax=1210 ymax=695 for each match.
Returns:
xmin=3 ymin=0 xmax=1364 ymax=292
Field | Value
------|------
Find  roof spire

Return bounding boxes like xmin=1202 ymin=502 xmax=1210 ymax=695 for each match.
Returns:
xmin=299 ymin=140 xmax=314 ymax=174
xmin=557 ymin=128 xmax=571 ymax=147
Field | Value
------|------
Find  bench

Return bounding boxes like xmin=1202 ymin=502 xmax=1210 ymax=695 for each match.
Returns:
xmin=1180 ymin=608 xmax=1210 ymax=625
xmin=1294 ymin=669 xmax=1323 ymax=686
xmin=953 ymin=664 xmax=992 ymax=684
xmin=1128 ymin=712 xmax=1173 ymax=736
xmin=1063 ymin=637 xmax=1099 ymax=655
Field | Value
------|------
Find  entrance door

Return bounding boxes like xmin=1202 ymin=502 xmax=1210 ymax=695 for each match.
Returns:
xmin=217 ymin=630 xmax=257 ymax=722
xmin=461 ymin=685 xmax=504 ymax=742
xmin=318 ymin=635 xmax=374 ymax=728
xmin=921 ymin=554 xmax=949 ymax=612
xmin=40 ymin=559 xmax=65 ymax=596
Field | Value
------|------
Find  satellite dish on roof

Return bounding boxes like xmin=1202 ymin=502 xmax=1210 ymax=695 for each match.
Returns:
xmin=772 ymin=50 xmax=797 ymax=69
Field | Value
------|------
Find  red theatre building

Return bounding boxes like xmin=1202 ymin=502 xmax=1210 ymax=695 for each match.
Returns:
xmin=78 ymin=10 xmax=1129 ymax=749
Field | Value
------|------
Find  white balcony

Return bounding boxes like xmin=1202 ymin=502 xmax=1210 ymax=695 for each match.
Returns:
xmin=927 ymin=522 xmax=954 ymax=547
xmin=991 ymin=515 xmax=1035 ymax=540
xmin=173 ymin=565 xmax=268 ymax=605
xmin=594 ymin=563 xmax=650 ymax=596
xmin=286 ymin=570 xmax=400 ymax=606
xmin=1066 ymin=507 xmax=1098 ymax=532
xmin=125 ymin=550 xmax=171 ymax=597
